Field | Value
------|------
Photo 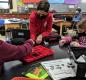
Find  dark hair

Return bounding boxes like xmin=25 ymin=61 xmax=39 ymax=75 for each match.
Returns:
xmin=37 ymin=1 xmax=50 ymax=12
xmin=76 ymin=8 xmax=81 ymax=13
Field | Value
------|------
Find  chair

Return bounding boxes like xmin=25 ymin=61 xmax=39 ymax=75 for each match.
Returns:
xmin=0 ymin=19 xmax=5 ymax=35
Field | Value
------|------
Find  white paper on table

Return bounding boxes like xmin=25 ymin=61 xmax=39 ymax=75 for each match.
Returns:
xmin=41 ymin=58 xmax=76 ymax=80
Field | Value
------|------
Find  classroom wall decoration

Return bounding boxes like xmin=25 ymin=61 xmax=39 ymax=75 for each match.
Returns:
xmin=17 ymin=0 xmax=24 ymax=6
xmin=23 ymin=0 xmax=41 ymax=3
xmin=48 ymin=0 xmax=64 ymax=4
xmin=64 ymin=0 xmax=80 ymax=4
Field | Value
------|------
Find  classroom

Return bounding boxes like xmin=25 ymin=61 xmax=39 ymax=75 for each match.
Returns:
xmin=0 ymin=0 xmax=86 ymax=80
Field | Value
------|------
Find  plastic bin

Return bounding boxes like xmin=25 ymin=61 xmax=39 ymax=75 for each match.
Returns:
xmin=0 ymin=19 xmax=4 ymax=26
xmin=68 ymin=46 xmax=86 ymax=77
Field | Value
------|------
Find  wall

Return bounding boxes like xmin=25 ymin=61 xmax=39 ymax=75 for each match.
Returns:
xmin=50 ymin=3 xmax=86 ymax=12
xmin=78 ymin=3 xmax=86 ymax=12
xmin=9 ymin=0 xmax=86 ymax=13
xmin=50 ymin=4 xmax=69 ymax=12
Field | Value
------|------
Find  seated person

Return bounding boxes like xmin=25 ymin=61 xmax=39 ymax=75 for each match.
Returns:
xmin=59 ymin=19 xmax=86 ymax=48
xmin=52 ymin=14 xmax=61 ymax=34
xmin=0 ymin=39 xmax=34 ymax=73
xmin=29 ymin=1 xmax=53 ymax=44
xmin=71 ymin=7 xmax=82 ymax=30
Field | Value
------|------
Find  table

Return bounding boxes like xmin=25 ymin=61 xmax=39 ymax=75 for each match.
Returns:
xmin=4 ymin=19 xmax=21 ymax=30
xmin=53 ymin=20 xmax=71 ymax=35
xmin=4 ymin=19 xmax=29 ymax=30
xmin=0 ymin=43 xmax=69 ymax=80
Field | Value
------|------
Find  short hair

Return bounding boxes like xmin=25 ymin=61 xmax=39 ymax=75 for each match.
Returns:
xmin=77 ymin=19 xmax=86 ymax=31
xmin=76 ymin=8 xmax=81 ymax=13
xmin=37 ymin=1 xmax=50 ymax=12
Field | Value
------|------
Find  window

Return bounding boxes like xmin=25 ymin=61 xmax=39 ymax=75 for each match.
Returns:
xmin=81 ymin=0 xmax=86 ymax=3
xmin=0 ymin=0 xmax=9 ymax=1
xmin=0 ymin=0 xmax=9 ymax=9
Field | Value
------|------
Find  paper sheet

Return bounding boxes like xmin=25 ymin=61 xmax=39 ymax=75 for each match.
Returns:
xmin=41 ymin=58 xmax=76 ymax=80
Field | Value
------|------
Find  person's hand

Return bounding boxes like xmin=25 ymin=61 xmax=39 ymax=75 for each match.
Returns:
xmin=36 ymin=35 xmax=42 ymax=44
xmin=59 ymin=40 xmax=66 ymax=47
xmin=70 ymin=41 xmax=80 ymax=47
xmin=29 ymin=39 xmax=35 ymax=45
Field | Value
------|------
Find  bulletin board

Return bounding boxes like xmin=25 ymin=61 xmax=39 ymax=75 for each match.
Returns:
xmin=48 ymin=0 xmax=64 ymax=4
xmin=23 ymin=0 xmax=41 ymax=3
xmin=64 ymin=0 xmax=80 ymax=4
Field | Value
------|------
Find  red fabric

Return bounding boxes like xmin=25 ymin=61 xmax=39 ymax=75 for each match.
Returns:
xmin=0 ymin=39 xmax=34 ymax=70
xmin=23 ymin=45 xmax=54 ymax=62
xmin=29 ymin=11 xmax=53 ymax=41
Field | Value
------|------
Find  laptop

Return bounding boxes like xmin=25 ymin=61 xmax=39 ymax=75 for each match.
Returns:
xmin=68 ymin=47 xmax=86 ymax=77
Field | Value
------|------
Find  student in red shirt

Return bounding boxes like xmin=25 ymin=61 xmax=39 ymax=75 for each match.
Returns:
xmin=29 ymin=1 xmax=53 ymax=44
xmin=0 ymin=39 xmax=34 ymax=73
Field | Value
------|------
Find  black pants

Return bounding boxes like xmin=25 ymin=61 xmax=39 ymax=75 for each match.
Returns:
xmin=71 ymin=21 xmax=77 ymax=30
xmin=52 ymin=24 xmax=60 ymax=34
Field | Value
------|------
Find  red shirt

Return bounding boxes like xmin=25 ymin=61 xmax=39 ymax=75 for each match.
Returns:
xmin=29 ymin=11 xmax=53 ymax=41
xmin=0 ymin=39 xmax=34 ymax=72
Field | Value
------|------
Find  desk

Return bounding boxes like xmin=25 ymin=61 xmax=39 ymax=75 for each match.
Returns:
xmin=0 ymin=44 xmax=69 ymax=80
xmin=4 ymin=19 xmax=21 ymax=30
xmin=53 ymin=20 xmax=71 ymax=35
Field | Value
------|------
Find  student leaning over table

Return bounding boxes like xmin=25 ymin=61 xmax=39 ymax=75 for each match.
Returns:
xmin=59 ymin=19 xmax=86 ymax=48
xmin=29 ymin=1 xmax=53 ymax=44
xmin=0 ymin=39 xmax=34 ymax=74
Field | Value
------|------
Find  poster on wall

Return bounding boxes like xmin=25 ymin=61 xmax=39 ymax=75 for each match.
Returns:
xmin=48 ymin=0 xmax=64 ymax=3
xmin=23 ymin=0 xmax=41 ymax=3
xmin=64 ymin=0 xmax=80 ymax=4
xmin=17 ymin=0 xmax=24 ymax=6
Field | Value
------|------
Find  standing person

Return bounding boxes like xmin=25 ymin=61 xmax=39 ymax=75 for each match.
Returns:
xmin=0 ymin=39 xmax=34 ymax=73
xmin=29 ymin=1 xmax=53 ymax=44
xmin=71 ymin=7 xmax=82 ymax=30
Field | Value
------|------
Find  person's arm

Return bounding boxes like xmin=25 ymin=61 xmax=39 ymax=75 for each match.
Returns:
xmin=61 ymin=36 xmax=72 ymax=43
xmin=59 ymin=36 xmax=72 ymax=46
xmin=0 ymin=39 xmax=34 ymax=63
xmin=41 ymin=15 xmax=53 ymax=37
xmin=79 ymin=45 xmax=86 ymax=48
